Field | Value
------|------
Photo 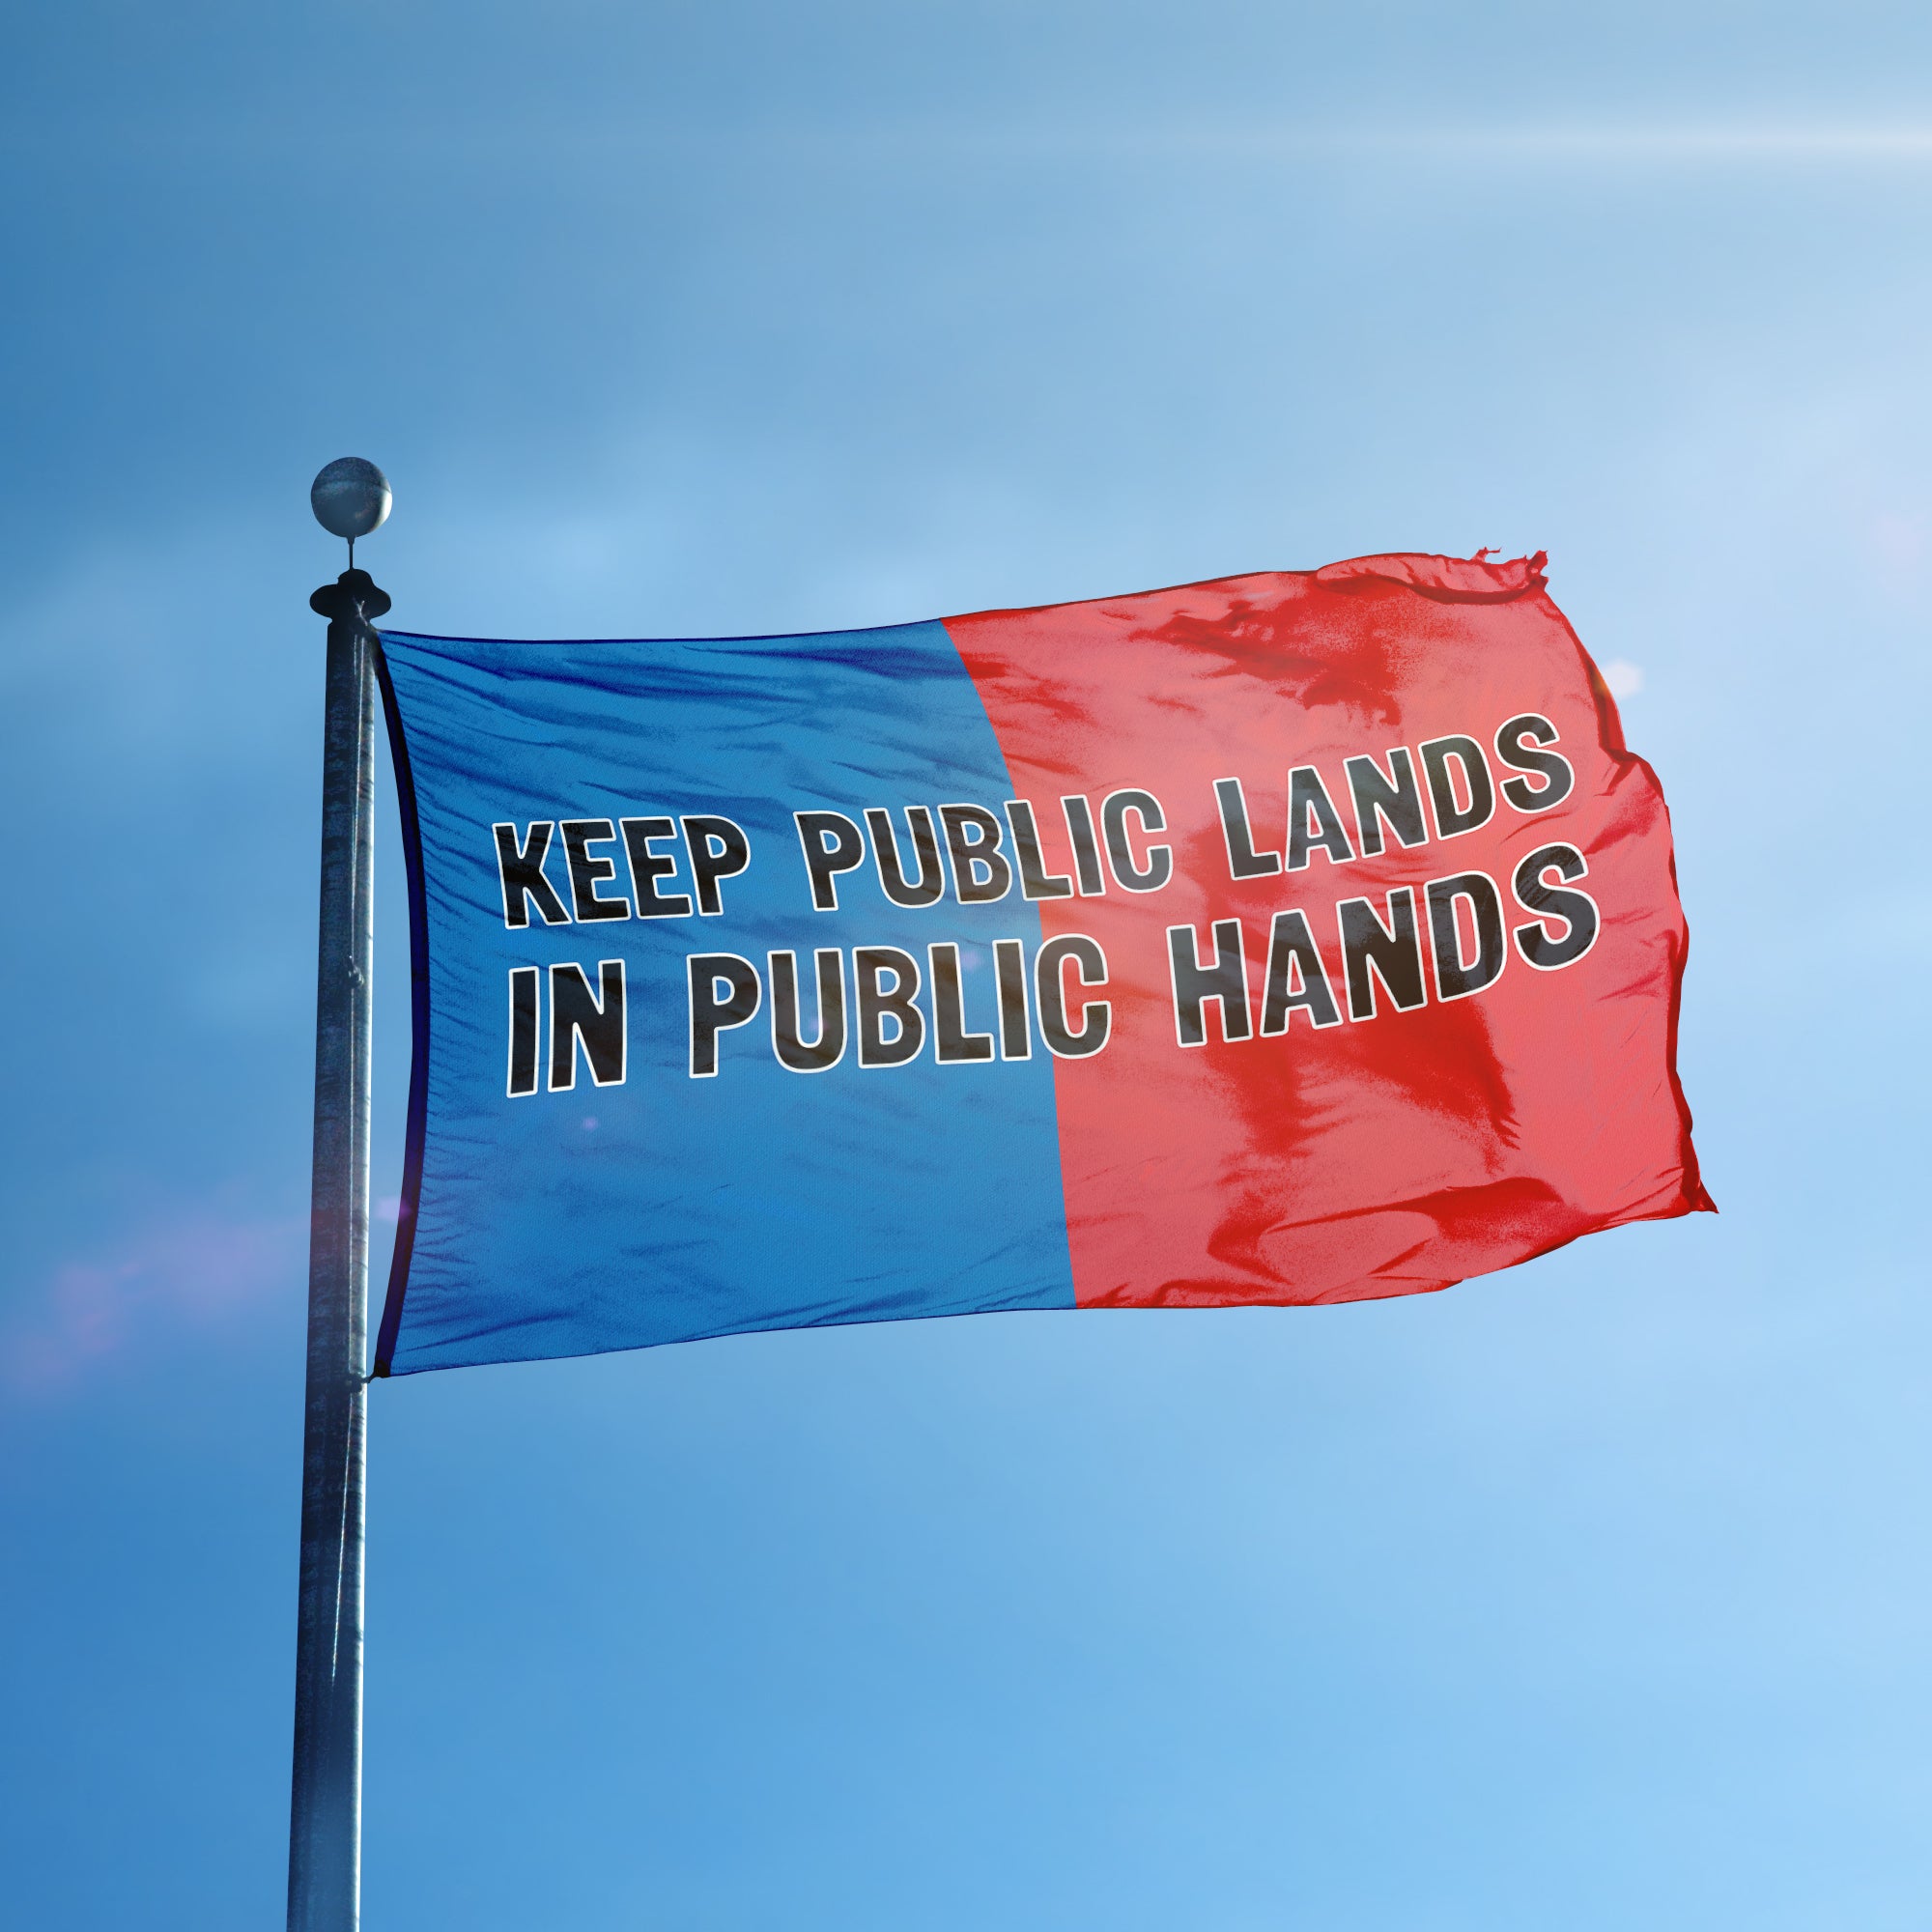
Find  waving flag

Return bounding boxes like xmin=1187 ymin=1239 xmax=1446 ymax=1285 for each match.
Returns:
xmin=371 ymin=551 xmax=1708 ymax=1375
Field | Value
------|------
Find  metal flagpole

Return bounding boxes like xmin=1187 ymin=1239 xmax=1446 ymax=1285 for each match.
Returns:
xmin=290 ymin=460 xmax=392 ymax=1932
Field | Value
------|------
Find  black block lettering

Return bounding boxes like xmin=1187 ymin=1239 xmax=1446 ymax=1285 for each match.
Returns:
xmin=1215 ymin=777 xmax=1283 ymax=879
xmin=1421 ymin=735 xmax=1496 ymax=839
xmin=620 ymin=816 xmax=695 ymax=919
xmin=795 ymin=810 xmax=867 ymax=911
xmin=494 ymin=821 xmax=572 ymax=928
xmin=1338 ymin=889 xmax=1428 ymax=1021
xmin=993 ymin=937 xmax=1032 ymax=1059
xmin=506 ymin=967 xmax=541 ymax=1095
xmin=550 ymin=959 xmax=627 ymax=1090
xmin=1345 ymin=750 xmax=1429 ymax=857
xmin=688 ymin=952 xmax=762 ymax=1078
xmin=1168 ymin=920 xmax=1252 ymax=1047
xmin=940 ymin=804 xmax=1013 ymax=904
xmin=769 ymin=948 xmax=846 ymax=1072
xmin=561 ymin=819 xmax=631 ymax=922
xmin=866 ymin=806 xmax=946 ymax=908
xmin=855 ymin=946 xmax=925 ymax=1067
xmin=1260 ymin=910 xmax=1342 ymax=1034
xmin=1512 ymin=843 xmax=1600 ymax=969
xmin=1060 ymin=796 xmax=1108 ymax=895
xmin=1426 ymin=871 xmax=1507 ymax=1000
xmin=682 ymin=815 xmax=751 ymax=916
xmin=1495 ymin=714 xmax=1575 ymax=813
xmin=1035 ymin=934 xmax=1111 ymax=1058
xmin=1005 ymin=800 xmax=1074 ymax=899
xmin=929 ymin=943 xmax=996 ymax=1064
xmin=1287 ymin=767 xmax=1356 ymax=870
xmin=1102 ymin=788 xmax=1172 ymax=893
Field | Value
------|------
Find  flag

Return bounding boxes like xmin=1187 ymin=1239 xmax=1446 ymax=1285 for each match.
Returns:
xmin=371 ymin=551 xmax=1709 ymax=1376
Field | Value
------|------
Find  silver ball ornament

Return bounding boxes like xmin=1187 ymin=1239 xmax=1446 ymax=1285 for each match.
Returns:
xmin=310 ymin=458 xmax=392 ymax=542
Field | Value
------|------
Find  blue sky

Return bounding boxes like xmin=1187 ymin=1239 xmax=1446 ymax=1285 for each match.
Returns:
xmin=4 ymin=4 xmax=1931 ymax=1926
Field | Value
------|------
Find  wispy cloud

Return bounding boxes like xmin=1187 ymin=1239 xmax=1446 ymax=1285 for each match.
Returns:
xmin=1025 ymin=121 xmax=1932 ymax=168
xmin=1359 ymin=125 xmax=1932 ymax=162
xmin=1 ymin=1207 xmax=305 ymax=1393
xmin=14 ymin=114 xmax=1932 ymax=172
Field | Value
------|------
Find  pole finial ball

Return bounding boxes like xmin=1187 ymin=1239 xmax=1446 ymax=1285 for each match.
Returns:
xmin=310 ymin=458 xmax=392 ymax=541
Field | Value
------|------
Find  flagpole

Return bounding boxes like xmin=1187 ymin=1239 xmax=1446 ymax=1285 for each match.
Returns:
xmin=290 ymin=462 xmax=391 ymax=1932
